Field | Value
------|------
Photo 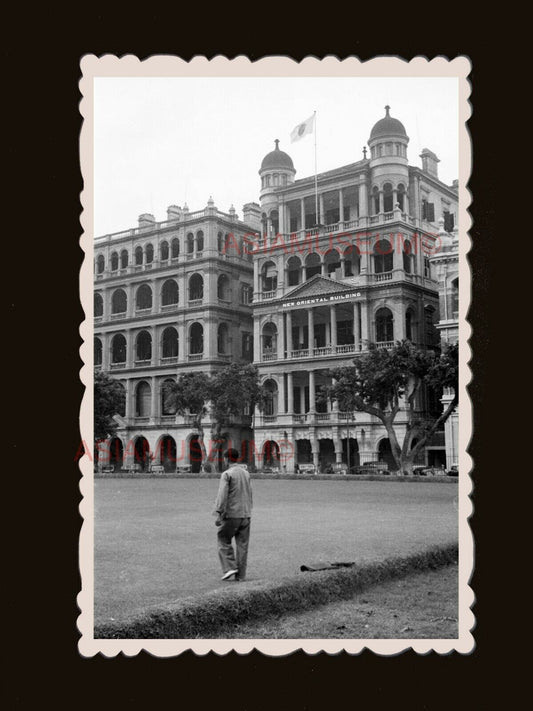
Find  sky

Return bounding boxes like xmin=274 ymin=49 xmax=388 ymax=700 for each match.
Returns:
xmin=93 ymin=76 xmax=459 ymax=237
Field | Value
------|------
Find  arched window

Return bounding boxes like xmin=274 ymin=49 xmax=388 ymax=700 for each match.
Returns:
xmin=135 ymin=246 xmax=143 ymax=265
xmin=145 ymin=244 xmax=154 ymax=264
xmin=94 ymin=293 xmax=103 ymax=317
xmin=217 ymin=274 xmax=230 ymax=300
xmin=171 ymin=238 xmax=180 ymax=259
xmin=383 ymin=183 xmax=393 ymax=212
xmin=262 ymin=322 xmax=277 ymax=356
xmin=424 ymin=305 xmax=438 ymax=347
xmin=161 ymin=279 xmax=179 ymax=306
xmin=402 ymin=239 xmax=413 ymax=273
xmin=135 ymin=284 xmax=152 ymax=310
xmin=305 ymin=252 xmax=321 ymax=280
xmin=217 ymin=323 xmax=229 ymax=354
xmin=451 ymin=277 xmax=459 ymax=318
xmin=161 ymin=378 xmax=177 ymax=415
xmin=263 ymin=379 xmax=278 ymax=416
xmin=160 ymin=241 xmax=169 ymax=261
xmin=186 ymin=233 xmax=194 ymax=254
xmin=94 ymin=337 xmax=102 ymax=366
xmin=135 ymin=381 xmax=151 ymax=417
xmin=324 ymin=248 xmax=341 ymax=277
xmin=110 ymin=252 xmax=119 ymax=271
xmin=120 ymin=250 xmax=128 ymax=269
xmin=343 ymin=245 xmax=360 ymax=277
xmin=188 ymin=274 xmax=204 ymax=301
xmin=372 ymin=186 xmax=380 ymax=215
xmin=96 ymin=254 xmax=105 ymax=274
xmin=261 ymin=261 xmax=277 ymax=292
xmin=161 ymin=327 xmax=179 ymax=359
xmin=374 ymin=239 xmax=393 ymax=273
xmin=111 ymin=289 xmax=127 ymax=314
xmin=136 ymin=330 xmax=152 ymax=362
xmin=111 ymin=334 xmax=127 ymax=363
xmin=269 ymin=210 xmax=279 ymax=235
xmin=189 ymin=322 xmax=204 ymax=354
xmin=287 ymin=256 xmax=302 ymax=286
xmin=196 ymin=230 xmax=204 ymax=252
xmin=375 ymin=308 xmax=394 ymax=343
xmin=397 ymin=183 xmax=406 ymax=211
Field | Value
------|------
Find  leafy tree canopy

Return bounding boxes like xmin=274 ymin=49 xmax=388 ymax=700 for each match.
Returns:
xmin=94 ymin=370 xmax=126 ymax=442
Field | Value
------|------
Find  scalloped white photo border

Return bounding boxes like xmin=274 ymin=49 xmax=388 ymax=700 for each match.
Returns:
xmin=78 ymin=54 xmax=474 ymax=657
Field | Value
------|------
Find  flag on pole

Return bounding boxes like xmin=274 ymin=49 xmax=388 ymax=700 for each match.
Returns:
xmin=290 ymin=114 xmax=315 ymax=143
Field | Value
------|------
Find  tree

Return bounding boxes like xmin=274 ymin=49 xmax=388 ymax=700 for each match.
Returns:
xmin=326 ymin=341 xmax=458 ymax=475
xmin=210 ymin=364 xmax=267 ymax=469
xmin=163 ymin=372 xmax=212 ymax=466
xmin=94 ymin=370 xmax=126 ymax=443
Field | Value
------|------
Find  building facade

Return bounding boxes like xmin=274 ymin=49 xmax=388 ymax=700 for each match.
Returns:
xmin=93 ymin=106 xmax=459 ymax=473
xmin=94 ymin=199 xmax=258 ymax=472
xmin=251 ymin=107 xmax=458 ymax=472
xmin=429 ymin=222 xmax=459 ymax=469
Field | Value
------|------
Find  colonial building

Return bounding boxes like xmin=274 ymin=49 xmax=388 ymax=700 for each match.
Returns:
xmin=94 ymin=106 xmax=459 ymax=473
xmin=94 ymin=199 xmax=258 ymax=472
xmin=251 ymin=107 xmax=458 ymax=472
xmin=429 ymin=221 xmax=459 ymax=469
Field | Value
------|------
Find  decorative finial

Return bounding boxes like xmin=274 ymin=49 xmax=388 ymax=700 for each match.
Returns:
xmin=385 ymin=105 xmax=390 ymax=116
xmin=363 ymin=146 xmax=367 ymax=159
xmin=274 ymin=139 xmax=280 ymax=149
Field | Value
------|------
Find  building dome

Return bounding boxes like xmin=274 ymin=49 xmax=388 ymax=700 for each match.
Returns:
xmin=370 ymin=106 xmax=407 ymax=140
xmin=260 ymin=139 xmax=294 ymax=171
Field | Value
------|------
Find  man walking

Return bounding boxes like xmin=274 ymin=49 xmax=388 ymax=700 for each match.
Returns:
xmin=213 ymin=448 xmax=253 ymax=581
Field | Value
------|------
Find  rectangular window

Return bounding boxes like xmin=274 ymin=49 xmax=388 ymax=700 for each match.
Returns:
xmin=443 ymin=210 xmax=455 ymax=232
xmin=422 ymin=199 xmax=435 ymax=222
xmin=241 ymin=332 xmax=253 ymax=359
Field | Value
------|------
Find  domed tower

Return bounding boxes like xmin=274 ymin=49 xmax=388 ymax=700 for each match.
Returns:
xmin=259 ymin=139 xmax=295 ymax=235
xmin=367 ymin=106 xmax=410 ymax=214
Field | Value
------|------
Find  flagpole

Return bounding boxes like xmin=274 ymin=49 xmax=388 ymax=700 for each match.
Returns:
xmin=314 ymin=111 xmax=318 ymax=226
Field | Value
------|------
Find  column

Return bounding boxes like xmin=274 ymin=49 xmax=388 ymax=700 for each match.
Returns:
xmin=311 ymin=436 xmax=319 ymax=470
xmin=102 ymin=333 xmax=110 ymax=371
xmin=152 ymin=327 xmax=159 ymax=365
xmin=125 ymin=379 xmax=134 ymax=421
xmin=300 ymin=199 xmax=306 ymax=231
xmin=359 ymin=179 xmax=368 ymax=218
xmin=353 ymin=302 xmax=361 ymax=351
xmin=334 ymin=436 xmax=343 ymax=465
xmin=393 ymin=303 xmax=405 ymax=341
xmin=127 ymin=330 xmax=135 ymax=368
xmin=378 ymin=191 xmax=384 ymax=214
xmin=330 ymin=305 xmax=337 ymax=349
xmin=127 ymin=284 xmax=135 ymax=318
xmin=392 ymin=188 xmax=398 ymax=210
xmin=298 ymin=324 xmax=304 ymax=351
xmin=278 ymin=375 xmax=286 ymax=415
xmin=309 ymin=369 xmax=316 ymax=413
xmin=307 ymin=308 xmax=314 ymax=351
xmin=340 ymin=257 xmax=346 ymax=277
xmin=320 ymin=259 xmax=327 ymax=277
xmin=287 ymin=372 xmax=294 ymax=415
xmin=152 ymin=279 xmax=160 ymax=313
xmin=150 ymin=376 xmax=159 ymax=424
xmin=360 ymin=302 xmax=369 ymax=348
xmin=286 ymin=310 xmax=293 ymax=355
xmin=278 ymin=204 xmax=285 ymax=235
xmin=253 ymin=260 xmax=260 ymax=296
xmin=339 ymin=189 xmax=344 ymax=225
xmin=178 ymin=322 xmax=186 ymax=363
xmin=319 ymin=194 xmax=325 ymax=225
xmin=253 ymin=317 xmax=260 ymax=362
xmin=267 ymin=217 xmax=273 ymax=242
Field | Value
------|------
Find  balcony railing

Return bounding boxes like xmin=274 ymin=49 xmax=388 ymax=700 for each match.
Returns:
xmin=262 ymin=352 xmax=276 ymax=361
xmin=188 ymin=353 xmax=203 ymax=361
xmin=188 ymin=298 xmax=203 ymax=307
xmin=291 ymin=349 xmax=310 ymax=358
xmin=259 ymin=290 xmax=276 ymax=300
xmin=313 ymin=346 xmax=332 ymax=357
xmin=292 ymin=414 xmax=307 ymax=424
xmin=263 ymin=415 xmax=277 ymax=424
xmin=376 ymin=341 xmax=395 ymax=350
xmin=160 ymin=303 xmax=179 ymax=311
xmin=315 ymin=413 xmax=331 ymax=422
xmin=375 ymin=272 xmax=393 ymax=282
xmin=134 ymin=359 xmax=152 ymax=367
xmin=160 ymin=356 xmax=178 ymax=364
xmin=110 ymin=312 xmax=127 ymax=320
xmin=110 ymin=362 xmax=126 ymax=369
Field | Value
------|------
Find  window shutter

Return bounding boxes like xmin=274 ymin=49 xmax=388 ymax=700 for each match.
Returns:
xmin=427 ymin=203 xmax=435 ymax=222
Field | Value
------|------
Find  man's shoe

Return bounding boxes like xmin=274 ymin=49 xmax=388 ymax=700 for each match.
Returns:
xmin=221 ymin=569 xmax=238 ymax=581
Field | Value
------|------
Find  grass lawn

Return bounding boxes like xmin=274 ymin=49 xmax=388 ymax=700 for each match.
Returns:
xmin=94 ymin=479 xmax=458 ymax=625
xmin=211 ymin=563 xmax=459 ymax=639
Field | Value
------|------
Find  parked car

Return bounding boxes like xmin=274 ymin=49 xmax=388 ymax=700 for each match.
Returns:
xmin=349 ymin=462 xmax=389 ymax=476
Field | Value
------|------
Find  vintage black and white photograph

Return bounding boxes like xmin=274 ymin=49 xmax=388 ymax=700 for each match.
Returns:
xmin=78 ymin=55 xmax=473 ymax=656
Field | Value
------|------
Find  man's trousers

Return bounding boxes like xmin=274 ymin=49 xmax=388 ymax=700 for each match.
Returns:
xmin=217 ymin=517 xmax=251 ymax=580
